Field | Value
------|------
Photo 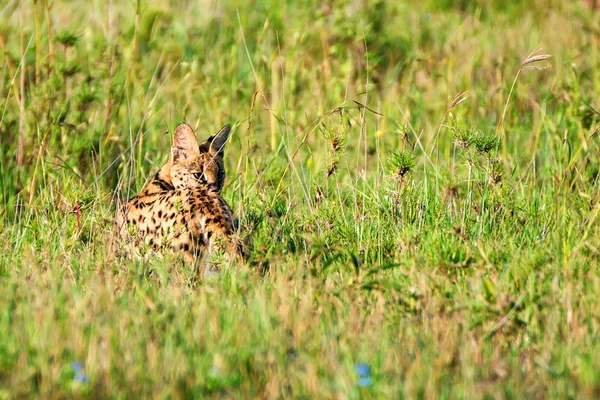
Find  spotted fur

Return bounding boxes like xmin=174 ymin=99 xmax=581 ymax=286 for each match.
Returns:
xmin=115 ymin=123 xmax=243 ymax=263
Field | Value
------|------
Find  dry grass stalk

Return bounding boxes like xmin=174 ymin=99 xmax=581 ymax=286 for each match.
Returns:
xmin=18 ymin=0 xmax=26 ymax=168
xmin=427 ymin=89 xmax=469 ymax=159
xmin=45 ymin=0 xmax=55 ymax=71
xmin=520 ymin=47 xmax=553 ymax=69
xmin=0 ymin=34 xmax=22 ymax=104
xmin=448 ymin=90 xmax=470 ymax=112
xmin=496 ymin=46 xmax=553 ymax=137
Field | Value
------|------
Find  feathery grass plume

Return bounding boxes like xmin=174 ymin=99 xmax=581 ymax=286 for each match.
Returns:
xmin=520 ymin=52 xmax=553 ymax=71
xmin=448 ymin=90 xmax=470 ymax=112
xmin=322 ymin=123 xmax=345 ymax=179
xmin=496 ymin=46 xmax=552 ymax=136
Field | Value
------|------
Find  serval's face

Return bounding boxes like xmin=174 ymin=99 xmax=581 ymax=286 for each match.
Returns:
xmin=170 ymin=124 xmax=230 ymax=192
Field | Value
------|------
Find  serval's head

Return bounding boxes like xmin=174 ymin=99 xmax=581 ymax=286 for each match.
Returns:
xmin=170 ymin=123 xmax=231 ymax=192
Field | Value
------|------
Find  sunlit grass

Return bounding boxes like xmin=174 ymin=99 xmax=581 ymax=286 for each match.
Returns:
xmin=0 ymin=0 xmax=599 ymax=398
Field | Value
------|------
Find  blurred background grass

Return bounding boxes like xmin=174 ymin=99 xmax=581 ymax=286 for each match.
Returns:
xmin=0 ymin=0 xmax=599 ymax=398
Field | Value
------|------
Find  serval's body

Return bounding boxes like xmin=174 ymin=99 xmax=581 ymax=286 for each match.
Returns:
xmin=115 ymin=123 xmax=242 ymax=264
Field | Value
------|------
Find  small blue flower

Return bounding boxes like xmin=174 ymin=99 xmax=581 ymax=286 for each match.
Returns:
xmin=355 ymin=363 xmax=373 ymax=387
xmin=71 ymin=361 xmax=83 ymax=372
xmin=358 ymin=376 xmax=373 ymax=387
xmin=71 ymin=361 xmax=88 ymax=383
xmin=355 ymin=363 xmax=371 ymax=377
xmin=74 ymin=371 xmax=89 ymax=383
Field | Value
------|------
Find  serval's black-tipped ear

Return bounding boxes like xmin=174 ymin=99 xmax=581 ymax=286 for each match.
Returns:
xmin=199 ymin=125 xmax=231 ymax=155
xmin=172 ymin=123 xmax=200 ymax=162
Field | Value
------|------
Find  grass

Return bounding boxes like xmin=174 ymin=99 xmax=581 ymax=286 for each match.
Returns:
xmin=1 ymin=0 xmax=600 ymax=398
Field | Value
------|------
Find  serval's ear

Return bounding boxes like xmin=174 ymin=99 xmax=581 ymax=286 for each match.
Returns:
xmin=199 ymin=124 xmax=231 ymax=156
xmin=172 ymin=123 xmax=200 ymax=162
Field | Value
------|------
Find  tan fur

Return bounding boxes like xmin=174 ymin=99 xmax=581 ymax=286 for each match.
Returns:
xmin=115 ymin=123 xmax=243 ymax=264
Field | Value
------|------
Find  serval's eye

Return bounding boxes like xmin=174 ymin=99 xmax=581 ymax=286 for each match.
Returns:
xmin=193 ymin=172 xmax=207 ymax=183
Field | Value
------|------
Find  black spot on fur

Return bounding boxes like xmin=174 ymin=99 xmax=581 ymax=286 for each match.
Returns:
xmin=154 ymin=175 xmax=174 ymax=191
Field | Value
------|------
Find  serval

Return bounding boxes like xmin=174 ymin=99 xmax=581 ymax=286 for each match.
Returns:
xmin=115 ymin=123 xmax=243 ymax=267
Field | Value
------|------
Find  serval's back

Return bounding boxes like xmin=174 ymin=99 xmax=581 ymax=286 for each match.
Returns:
xmin=115 ymin=123 xmax=243 ymax=264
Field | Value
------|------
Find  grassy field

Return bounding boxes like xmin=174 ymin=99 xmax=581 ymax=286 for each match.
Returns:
xmin=1 ymin=0 xmax=599 ymax=398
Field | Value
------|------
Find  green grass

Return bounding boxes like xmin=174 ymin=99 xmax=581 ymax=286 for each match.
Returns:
xmin=1 ymin=0 xmax=600 ymax=398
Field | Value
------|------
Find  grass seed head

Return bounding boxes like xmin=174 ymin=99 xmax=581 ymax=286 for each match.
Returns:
xmin=448 ymin=90 xmax=470 ymax=112
xmin=520 ymin=47 xmax=553 ymax=71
